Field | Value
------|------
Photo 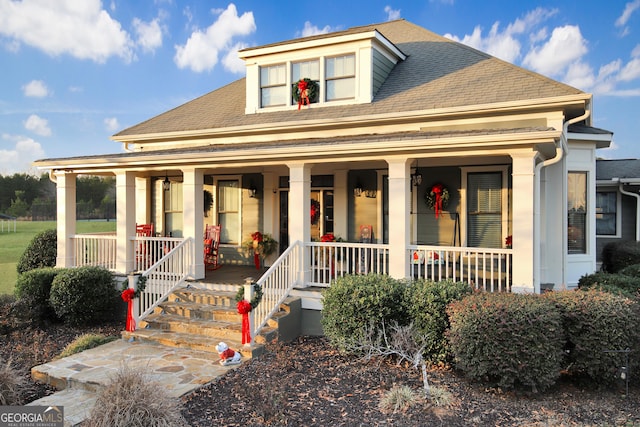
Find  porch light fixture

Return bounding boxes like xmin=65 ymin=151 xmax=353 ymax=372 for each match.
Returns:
xmin=162 ymin=172 xmax=170 ymax=191
xmin=411 ymin=161 xmax=423 ymax=187
xmin=248 ymin=185 xmax=257 ymax=198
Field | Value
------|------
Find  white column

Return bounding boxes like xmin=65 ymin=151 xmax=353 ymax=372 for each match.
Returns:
xmin=511 ymin=151 xmax=537 ymax=293
xmin=334 ymin=169 xmax=348 ymax=240
xmin=387 ymin=158 xmax=411 ymax=279
xmin=55 ymin=171 xmax=76 ymax=268
xmin=116 ymin=171 xmax=136 ymax=273
xmin=183 ymin=168 xmax=204 ymax=279
xmin=135 ymin=177 xmax=151 ymax=225
xmin=288 ymin=163 xmax=311 ymax=285
xmin=262 ymin=171 xmax=276 ymax=237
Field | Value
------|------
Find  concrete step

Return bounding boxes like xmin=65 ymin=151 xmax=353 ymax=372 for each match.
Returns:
xmin=121 ymin=329 xmax=266 ymax=358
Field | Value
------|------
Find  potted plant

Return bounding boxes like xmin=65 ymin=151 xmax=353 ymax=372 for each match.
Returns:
xmin=244 ymin=232 xmax=278 ymax=269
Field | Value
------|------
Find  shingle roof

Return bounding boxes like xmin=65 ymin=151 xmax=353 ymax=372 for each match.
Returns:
xmin=596 ymin=159 xmax=640 ymax=180
xmin=114 ymin=19 xmax=584 ymax=138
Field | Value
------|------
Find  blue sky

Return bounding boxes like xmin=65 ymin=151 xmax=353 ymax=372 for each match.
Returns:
xmin=1 ymin=0 xmax=639 ymax=174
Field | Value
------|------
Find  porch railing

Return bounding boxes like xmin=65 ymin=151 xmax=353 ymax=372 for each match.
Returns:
xmin=408 ymin=244 xmax=512 ymax=292
xmin=72 ymin=233 xmax=117 ymax=270
xmin=135 ymin=237 xmax=194 ymax=323
xmin=306 ymin=241 xmax=390 ymax=286
xmin=252 ymin=241 xmax=302 ymax=339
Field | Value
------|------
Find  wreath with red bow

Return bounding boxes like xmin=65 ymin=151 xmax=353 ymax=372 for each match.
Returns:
xmin=292 ymin=78 xmax=318 ymax=108
xmin=310 ymin=199 xmax=321 ymax=225
xmin=424 ymin=183 xmax=450 ymax=218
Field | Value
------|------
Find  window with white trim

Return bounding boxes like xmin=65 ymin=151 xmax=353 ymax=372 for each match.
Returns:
xmin=467 ymin=172 xmax=502 ymax=248
xmin=292 ymin=59 xmax=320 ymax=105
xmin=164 ymin=182 xmax=183 ymax=237
xmin=568 ymin=172 xmax=587 ymax=254
xmin=260 ymin=64 xmax=286 ymax=107
xmin=326 ymin=54 xmax=355 ymax=101
xmin=596 ymin=190 xmax=617 ymax=236
xmin=216 ymin=179 xmax=240 ymax=244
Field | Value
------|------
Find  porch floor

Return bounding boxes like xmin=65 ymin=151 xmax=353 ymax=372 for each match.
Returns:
xmin=196 ymin=264 xmax=270 ymax=286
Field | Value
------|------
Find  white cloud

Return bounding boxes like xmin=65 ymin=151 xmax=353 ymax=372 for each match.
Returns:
xmin=384 ymin=6 xmax=401 ymax=21
xmin=0 ymin=134 xmax=45 ymax=175
xmin=299 ymin=21 xmax=335 ymax=37
xmin=615 ymin=0 xmax=640 ymax=34
xmin=618 ymin=57 xmax=640 ymax=81
xmin=174 ymin=4 xmax=255 ymax=73
xmin=522 ymin=25 xmax=588 ymax=77
xmin=24 ymin=114 xmax=51 ymax=137
xmin=222 ymin=42 xmax=248 ymax=74
xmin=0 ymin=0 xmax=134 ymax=63
xmin=104 ymin=117 xmax=120 ymax=133
xmin=22 ymin=80 xmax=50 ymax=98
xmin=133 ymin=16 xmax=163 ymax=53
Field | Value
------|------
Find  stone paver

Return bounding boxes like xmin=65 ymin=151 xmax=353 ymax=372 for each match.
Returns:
xmin=29 ymin=338 xmax=244 ymax=427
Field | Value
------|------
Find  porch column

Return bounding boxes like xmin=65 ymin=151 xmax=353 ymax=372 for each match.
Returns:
xmin=116 ymin=171 xmax=136 ymax=273
xmin=387 ymin=158 xmax=411 ymax=279
xmin=55 ymin=171 xmax=76 ymax=268
xmin=288 ymin=162 xmax=311 ymax=286
xmin=135 ymin=177 xmax=152 ymax=225
xmin=183 ymin=168 xmax=204 ymax=280
xmin=511 ymin=151 xmax=537 ymax=293
xmin=333 ymin=169 xmax=348 ymax=239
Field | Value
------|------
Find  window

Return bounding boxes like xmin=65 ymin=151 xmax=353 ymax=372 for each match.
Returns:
xmin=568 ymin=172 xmax=587 ymax=254
xmin=292 ymin=59 xmax=319 ymax=105
xmin=164 ymin=182 xmax=183 ymax=237
xmin=217 ymin=179 xmax=240 ymax=244
xmin=596 ymin=191 xmax=617 ymax=236
xmin=260 ymin=64 xmax=286 ymax=107
xmin=326 ymin=54 xmax=355 ymax=101
xmin=467 ymin=172 xmax=502 ymax=248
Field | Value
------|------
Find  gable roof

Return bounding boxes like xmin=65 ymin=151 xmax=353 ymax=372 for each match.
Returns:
xmin=597 ymin=159 xmax=640 ymax=182
xmin=114 ymin=19 xmax=585 ymax=139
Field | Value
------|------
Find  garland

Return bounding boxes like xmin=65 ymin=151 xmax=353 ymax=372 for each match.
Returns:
xmin=424 ymin=183 xmax=449 ymax=218
xmin=235 ymin=282 xmax=263 ymax=310
xmin=120 ymin=275 xmax=147 ymax=300
xmin=292 ymin=78 xmax=318 ymax=108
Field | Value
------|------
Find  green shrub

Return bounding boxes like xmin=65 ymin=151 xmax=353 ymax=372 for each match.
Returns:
xmin=58 ymin=334 xmax=118 ymax=358
xmin=14 ymin=268 xmax=60 ymax=321
xmin=49 ymin=266 xmax=119 ymax=326
xmin=321 ymin=274 xmax=408 ymax=352
xmin=544 ymin=289 xmax=640 ymax=385
xmin=619 ymin=263 xmax=640 ymax=278
xmin=16 ymin=229 xmax=57 ymax=274
xmin=447 ymin=293 xmax=563 ymax=392
xmin=577 ymin=271 xmax=640 ymax=299
xmin=405 ymin=279 xmax=472 ymax=363
xmin=601 ymin=241 xmax=640 ymax=273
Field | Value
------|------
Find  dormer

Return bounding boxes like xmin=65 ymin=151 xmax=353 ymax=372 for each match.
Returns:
xmin=239 ymin=28 xmax=406 ymax=114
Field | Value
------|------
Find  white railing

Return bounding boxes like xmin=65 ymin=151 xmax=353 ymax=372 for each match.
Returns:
xmin=409 ymin=244 xmax=512 ymax=292
xmin=306 ymin=241 xmax=390 ymax=287
xmin=72 ymin=233 xmax=117 ymax=270
xmin=252 ymin=241 xmax=302 ymax=338
xmin=133 ymin=236 xmax=186 ymax=272
xmin=135 ymin=237 xmax=194 ymax=323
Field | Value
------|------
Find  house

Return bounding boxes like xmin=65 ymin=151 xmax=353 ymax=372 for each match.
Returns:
xmin=596 ymin=159 xmax=640 ymax=266
xmin=34 ymin=19 xmax=612 ymax=336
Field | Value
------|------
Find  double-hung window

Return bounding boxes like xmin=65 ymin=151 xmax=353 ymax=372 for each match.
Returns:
xmin=326 ymin=54 xmax=355 ymax=101
xmin=260 ymin=64 xmax=286 ymax=107
xmin=567 ymin=172 xmax=587 ymax=254
xmin=292 ymin=59 xmax=319 ymax=105
xmin=596 ymin=191 xmax=617 ymax=236
xmin=466 ymin=172 xmax=503 ymax=248
xmin=217 ymin=179 xmax=240 ymax=245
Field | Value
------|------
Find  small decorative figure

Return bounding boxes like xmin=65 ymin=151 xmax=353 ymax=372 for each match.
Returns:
xmin=216 ymin=342 xmax=242 ymax=366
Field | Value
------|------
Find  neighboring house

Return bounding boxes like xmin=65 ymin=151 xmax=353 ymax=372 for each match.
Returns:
xmin=34 ymin=19 xmax=612 ymax=331
xmin=595 ymin=159 xmax=640 ymax=265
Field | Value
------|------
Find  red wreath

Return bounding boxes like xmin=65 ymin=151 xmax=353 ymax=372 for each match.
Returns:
xmin=310 ymin=199 xmax=320 ymax=225
xmin=121 ymin=288 xmax=136 ymax=332
xmin=237 ymin=300 xmax=253 ymax=344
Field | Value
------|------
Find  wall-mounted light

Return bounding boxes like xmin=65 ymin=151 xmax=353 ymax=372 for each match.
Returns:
xmin=354 ymin=181 xmax=363 ymax=197
xmin=411 ymin=160 xmax=423 ymax=187
xmin=162 ymin=172 xmax=171 ymax=191
xmin=248 ymin=185 xmax=257 ymax=198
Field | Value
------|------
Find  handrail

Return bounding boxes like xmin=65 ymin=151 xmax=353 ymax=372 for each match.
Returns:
xmin=135 ymin=237 xmax=194 ymax=323
xmin=251 ymin=241 xmax=302 ymax=338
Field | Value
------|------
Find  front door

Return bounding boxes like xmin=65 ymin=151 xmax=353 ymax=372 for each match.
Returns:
xmin=279 ymin=188 xmax=335 ymax=250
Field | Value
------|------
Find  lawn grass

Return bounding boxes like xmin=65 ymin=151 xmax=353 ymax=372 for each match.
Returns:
xmin=0 ymin=221 xmax=116 ymax=295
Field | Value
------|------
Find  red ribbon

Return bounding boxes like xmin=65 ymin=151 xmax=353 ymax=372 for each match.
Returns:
xmin=432 ymin=184 xmax=443 ymax=219
xmin=297 ymin=80 xmax=309 ymax=110
xmin=121 ymin=288 xmax=136 ymax=332
xmin=254 ymin=252 xmax=260 ymax=270
xmin=237 ymin=300 xmax=252 ymax=344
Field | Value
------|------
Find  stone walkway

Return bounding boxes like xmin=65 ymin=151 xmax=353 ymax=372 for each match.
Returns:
xmin=29 ymin=338 xmax=244 ymax=426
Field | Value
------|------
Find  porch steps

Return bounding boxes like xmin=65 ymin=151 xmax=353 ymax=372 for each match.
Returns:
xmin=122 ymin=285 xmax=288 ymax=359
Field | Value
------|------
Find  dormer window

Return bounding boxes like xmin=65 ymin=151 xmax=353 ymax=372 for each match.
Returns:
xmin=260 ymin=64 xmax=286 ymax=107
xmin=326 ymin=54 xmax=355 ymax=101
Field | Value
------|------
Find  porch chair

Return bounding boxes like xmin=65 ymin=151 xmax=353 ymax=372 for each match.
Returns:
xmin=135 ymin=223 xmax=154 ymax=269
xmin=204 ymin=224 xmax=222 ymax=271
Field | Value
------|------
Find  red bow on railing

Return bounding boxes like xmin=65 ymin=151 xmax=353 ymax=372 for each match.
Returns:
xmin=236 ymin=300 xmax=252 ymax=344
xmin=121 ymin=288 xmax=136 ymax=332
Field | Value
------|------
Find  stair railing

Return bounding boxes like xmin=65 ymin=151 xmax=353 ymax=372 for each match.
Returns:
xmin=133 ymin=237 xmax=194 ymax=324
xmin=251 ymin=240 xmax=302 ymax=338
